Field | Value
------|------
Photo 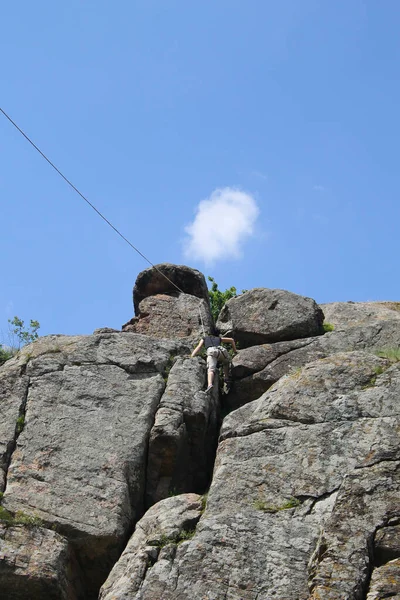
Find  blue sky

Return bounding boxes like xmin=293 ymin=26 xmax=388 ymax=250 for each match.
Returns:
xmin=1 ymin=0 xmax=399 ymax=339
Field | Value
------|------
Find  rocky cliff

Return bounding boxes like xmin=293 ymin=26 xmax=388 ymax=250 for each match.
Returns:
xmin=1 ymin=264 xmax=400 ymax=599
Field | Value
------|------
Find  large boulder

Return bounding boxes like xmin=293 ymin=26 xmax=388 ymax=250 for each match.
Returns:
xmin=97 ymin=351 xmax=400 ymax=599
xmin=217 ymin=288 xmax=324 ymax=347
xmin=123 ymin=294 xmax=213 ymax=342
xmin=125 ymin=264 xmax=213 ymax=341
xmin=0 ymin=524 xmax=83 ymax=600
xmin=132 ymin=264 xmax=210 ymax=315
xmin=367 ymin=558 xmax=400 ymax=599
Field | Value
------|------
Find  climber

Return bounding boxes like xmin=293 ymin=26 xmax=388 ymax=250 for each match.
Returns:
xmin=191 ymin=329 xmax=237 ymax=393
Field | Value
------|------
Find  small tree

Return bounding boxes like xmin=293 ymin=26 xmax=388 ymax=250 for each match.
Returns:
xmin=0 ymin=317 xmax=40 ymax=366
xmin=8 ymin=317 xmax=40 ymax=349
xmin=208 ymin=277 xmax=238 ymax=322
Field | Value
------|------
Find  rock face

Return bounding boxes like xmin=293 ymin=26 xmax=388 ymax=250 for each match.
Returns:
xmin=1 ymin=333 xmax=185 ymax=598
xmin=227 ymin=302 xmax=400 ymax=411
xmin=308 ymin=462 xmax=400 ymax=599
xmin=124 ymin=264 xmax=213 ymax=341
xmin=103 ymin=352 xmax=400 ymax=599
xmin=367 ymin=532 xmax=400 ymax=600
xmin=321 ymin=300 xmax=400 ymax=330
xmin=132 ymin=263 xmax=210 ymax=315
xmin=0 ymin=524 xmax=83 ymax=600
xmin=2 ymin=265 xmax=400 ymax=600
xmin=0 ymin=329 xmax=213 ymax=598
xmin=123 ymin=294 xmax=213 ymax=341
xmin=99 ymin=494 xmax=203 ymax=600
xmin=217 ymin=288 xmax=324 ymax=347
xmin=0 ymin=363 xmax=29 ymax=492
xmin=146 ymin=356 xmax=219 ymax=507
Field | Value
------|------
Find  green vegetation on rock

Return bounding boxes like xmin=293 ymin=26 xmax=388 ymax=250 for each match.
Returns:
xmin=0 ymin=506 xmax=44 ymax=528
xmin=16 ymin=415 xmax=25 ymax=434
xmin=375 ymin=348 xmax=400 ymax=362
xmin=149 ymin=528 xmax=196 ymax=548
xmin=207 ymin=276 xmax=238 ymax=322
xmin=0 ymin=316 xmax=40 ymax=366
xmin=0 ymin=346 xmax=15 ymax=366
xmin=253 ymin=496 xmax=301 ymax=513
xmin=9 ymin=316 xmax=40 ymax=348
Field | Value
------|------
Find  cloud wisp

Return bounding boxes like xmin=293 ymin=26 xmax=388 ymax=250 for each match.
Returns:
xmin=183 ymin=187 xmax=260 ymax=264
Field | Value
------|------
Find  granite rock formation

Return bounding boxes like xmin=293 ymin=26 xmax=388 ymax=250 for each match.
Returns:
xmin=1 ymin=264 xmax=400 ymax=599
xmin=132 ymin=263 xmax=210 ymax=315
xmin=216 ymin=288 xmax=324 ymax=347
xmin=227 ymin=301 xmax=400 ymax=411
xmin=123 ymin=264 xmax=213 ymax=341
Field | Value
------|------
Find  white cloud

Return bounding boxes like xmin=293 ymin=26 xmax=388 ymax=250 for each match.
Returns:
xmin=250 ymin=170 xmax=268 ymax=180
xmin=183 ymin=187 xmax=260 ymax=264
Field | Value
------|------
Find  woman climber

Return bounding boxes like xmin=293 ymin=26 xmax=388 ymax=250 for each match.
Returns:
xmin=191 ymin=329 xmax=237 ymax=393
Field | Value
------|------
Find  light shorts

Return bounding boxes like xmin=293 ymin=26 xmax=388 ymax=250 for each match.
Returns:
xmin=206 ymin=346 xmax=230 ymax=372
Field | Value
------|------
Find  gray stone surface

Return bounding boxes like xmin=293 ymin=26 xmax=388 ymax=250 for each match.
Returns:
xmin=216 ymin=288 xmax=324 ymax=347
xmin=365 ymin=524 xmax=400 ymax=599
xmin=1 ymin=277 xmax=400 ymax=600
xmin=0 ymin=360 xmax=29 ymax=492
xmin=227 ymin=309 xmax=400 ymax=410
xmin=230 ymin=341 xmax=311 ymax=379
xmin=93 ymin=327 xmax=120 ymax=334
xmin=106 ymin=352 xmax=400 ymax=599
xmin=133 ymin=263 xmax=210 ymax=315
xmin=0 ymin=524 xmax=83 ymax=600
xmin=99 ymin=494 xmax=203 ymax=600
xmin=0 ymin=332 xmax=189 ymax=598
xmin=367 ymin=558 xmax=400 ymax=599
xmin=228 ymin=338 xmax=320 ymax=410
xmin=321 ymin=300 xmax=400 ymax=330
xmin=146 ymin=356 xmax=219 ymax=506
xmin=309 ymin=463 xmax=400 ymax=599
xmin=123 ymin=294 xmax=213 ymax=342
xmin=375 ymin=523 xmax=400 ymax=563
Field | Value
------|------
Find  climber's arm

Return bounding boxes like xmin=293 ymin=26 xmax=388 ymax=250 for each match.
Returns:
xmin=191 ymin=339 xmax=204 ymax=358
xmin=221 ymin=337 xmax=237 ymax=354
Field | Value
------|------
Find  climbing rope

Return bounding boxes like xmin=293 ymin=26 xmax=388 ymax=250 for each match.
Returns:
xmin=198 ymin=303 xmax=207 ymax=337
xmin=1 ymin=107 xmax=209 ymax=336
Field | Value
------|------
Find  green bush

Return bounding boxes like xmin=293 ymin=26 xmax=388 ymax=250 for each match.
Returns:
xmin=323 ymin=322 xmax=335 ymax=333
xmin=0 ymin=345 xmax=16 ymax=366
xmin=208 ymin=277 xmax=238 ymax=322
